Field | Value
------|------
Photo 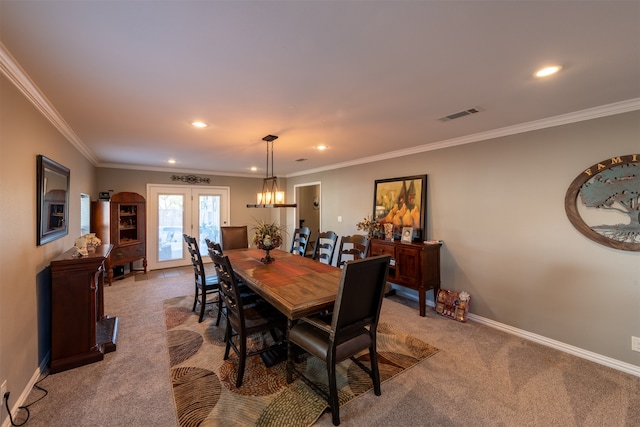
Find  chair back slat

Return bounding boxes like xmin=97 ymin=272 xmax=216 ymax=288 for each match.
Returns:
xmin=290 ymin=227 xmax=311 ymax=256
xmin=205 ymin=238 xmax=224 ymax=258
xmin=184 ymin=234 xmax=206 ymax=281
xmin=337 ymin=234 xmax=370 ymax=267
xmin=312 ymin=231 xmax=338 ymax=265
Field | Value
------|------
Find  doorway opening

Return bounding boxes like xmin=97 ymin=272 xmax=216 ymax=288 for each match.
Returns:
xmin=294 ymin=182 xmax=321 ymax=253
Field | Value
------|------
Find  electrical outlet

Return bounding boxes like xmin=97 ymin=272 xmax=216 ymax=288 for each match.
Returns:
xmin=632 ymin=336 xmax=640 ymax=352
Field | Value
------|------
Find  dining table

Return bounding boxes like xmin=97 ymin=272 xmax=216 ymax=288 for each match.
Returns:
xmin=225 ymin=248 xmax=342 ymax=320
xmin=225 ymin=247 xmax=343 ymax=380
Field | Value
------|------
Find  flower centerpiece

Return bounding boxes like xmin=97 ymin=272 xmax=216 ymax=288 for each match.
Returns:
xmin=252 ymin=220 xmax=284 ymax=264
xmin=356 ymin=215 xmax=384 ymax=239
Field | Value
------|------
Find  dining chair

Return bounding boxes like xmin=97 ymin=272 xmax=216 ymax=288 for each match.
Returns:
xmin=221 ymin=225 xmax=248 ymax=250
xmin=205 ymin=238 xmax=260 ymax=300
xmin=183 ymin=234 xmax=222 ymax=324
xmin=311 ymin=230 xmax=338 ymax=265
xmin=290 ymin=226 xmax=311 ymax=256
xmin=288 ymin=255 xmax=391 ymax=426
xmin=209 ymin=251 xmax=287 ymax=388
xmin=336 ymin=234 xmax=370 ymax=268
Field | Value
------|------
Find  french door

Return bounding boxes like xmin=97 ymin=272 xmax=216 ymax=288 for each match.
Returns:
xmin=147 ymin=184 xmax=230 ymax=270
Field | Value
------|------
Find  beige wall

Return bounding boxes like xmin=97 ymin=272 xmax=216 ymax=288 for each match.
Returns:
xmin=2 ymin=67 xmax=639 ymax=424
xmin=287 ymin=111 xmax=640 ymax=366
xmin=94 ymin=168 xmax=276 ymax=228
xmin=1 ymin=74 xmax=96 ymax=421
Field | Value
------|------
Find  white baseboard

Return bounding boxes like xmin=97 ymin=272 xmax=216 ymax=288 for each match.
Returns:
xmin=2 ymin=354 xmax=49 ymax=427
xmin=393 ymin=288 xmax=640 ymax=378
xmin=468 ymin=313 xmax=640 ymax=377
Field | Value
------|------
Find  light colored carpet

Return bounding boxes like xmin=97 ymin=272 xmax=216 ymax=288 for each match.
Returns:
xmin=164 ymin=295 xmax=438 ymax=426
xmin=13 ymin=266 xmax=640 ymax=426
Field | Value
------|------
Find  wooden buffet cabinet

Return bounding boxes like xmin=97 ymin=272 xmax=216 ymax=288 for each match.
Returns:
xmin=369 ymin=239 xmax=442 ymax=317
xmin=49 ymin=244 xmax=118 ymax=373
xmin=91 ymin=192 xmax=147 ymax=285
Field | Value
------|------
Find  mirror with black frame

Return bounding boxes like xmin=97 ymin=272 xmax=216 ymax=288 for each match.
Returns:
xmin=37 ymin=155 xmax=70 ymax=245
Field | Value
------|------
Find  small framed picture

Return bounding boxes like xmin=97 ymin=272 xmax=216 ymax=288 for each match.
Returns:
xmin=401 ymin=227 xmax=413 ymax=243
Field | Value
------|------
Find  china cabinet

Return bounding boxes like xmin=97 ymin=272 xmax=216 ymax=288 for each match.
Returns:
xmin=91 ymin=192 xmax=146 ymax=284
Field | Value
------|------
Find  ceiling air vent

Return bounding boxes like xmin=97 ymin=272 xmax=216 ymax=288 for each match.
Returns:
xmin=439 ymin=107 xmax=483 ymax=122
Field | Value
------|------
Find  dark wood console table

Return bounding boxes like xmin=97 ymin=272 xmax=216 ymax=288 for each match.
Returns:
xmin=49 ymin=244 xmax=119 ymax=373
xmin=369 ymin=239 xmax=442 ymax=317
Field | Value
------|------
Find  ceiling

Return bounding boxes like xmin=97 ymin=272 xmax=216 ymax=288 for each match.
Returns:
xmin=1 ymin=1 xmax=639 ymax=177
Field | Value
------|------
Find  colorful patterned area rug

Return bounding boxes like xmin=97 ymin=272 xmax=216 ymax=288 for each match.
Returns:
xmin=164 ymin=295 xmax=439 ymax=427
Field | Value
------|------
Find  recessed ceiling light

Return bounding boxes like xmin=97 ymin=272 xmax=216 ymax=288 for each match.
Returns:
xmin=250 ymin=166 xmax=257 ymax=171
xmin=316 ymin=145 xmax=327 ymax=151
xmin=535 ymin=66 xmax=562 ymax=78
xmin=168 ymin=159 xmax=176 ymax=164
xmin=191 ymin=121 xmax=208 ymax=128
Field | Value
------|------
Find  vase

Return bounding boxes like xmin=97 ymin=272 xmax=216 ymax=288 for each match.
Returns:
xmin=384 ymin=223 xmax=394 ymax=240
xmin=260 ymin=247 xmax=275 ymax=264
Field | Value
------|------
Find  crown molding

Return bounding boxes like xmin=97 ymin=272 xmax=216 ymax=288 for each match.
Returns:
xmin=287 ymin=98 xmax=640 ymax=177
xmin=0 ymin=42 xmax=99 ymax=164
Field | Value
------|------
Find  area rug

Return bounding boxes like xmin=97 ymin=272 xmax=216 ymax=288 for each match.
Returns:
xmin=164 ymin=295 xmax=439 ymax=427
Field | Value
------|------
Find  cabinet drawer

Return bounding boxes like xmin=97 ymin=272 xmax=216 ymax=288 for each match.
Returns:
xmin=370 ymin=243 xmax=395 ymax=257
xmin=110 ymin=244 xmax=145 ymax=261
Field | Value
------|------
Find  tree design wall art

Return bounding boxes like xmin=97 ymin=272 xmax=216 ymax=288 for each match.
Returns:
xmin=565 ymin=154 xmax=639 ymax=251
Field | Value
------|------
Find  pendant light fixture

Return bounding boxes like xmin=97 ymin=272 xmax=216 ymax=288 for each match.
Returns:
xmin=247 ymin=135 xmax=297 ymax=208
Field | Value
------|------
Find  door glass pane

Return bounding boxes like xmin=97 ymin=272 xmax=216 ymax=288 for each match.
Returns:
xmin=158 ymin=195 xmax=184 ymax=261
xmin=198 ymin=195 xmax=221 ymax=255
xmin=80 ymin=193 xmax=91 ymax=235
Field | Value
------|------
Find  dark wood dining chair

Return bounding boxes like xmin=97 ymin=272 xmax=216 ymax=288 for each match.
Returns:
xmin=221 ymin=225 xmax=248 ymax=250
xmin=205 ymin=238 xmax=260 ymax=301
xmin=311 ymin=230 xmax=338 ymax=265
xmin=209 ymin=251 xmax=287 ymax=388
xmin=290 ymin=226 xmax=311 ymax=256
xmin=183 ymin=234 xmax=222 ymax=324
xmin=288 ymin=255 xmax=391 ymax=426
xmin=336 ymin=234 xmax=370 ymax=268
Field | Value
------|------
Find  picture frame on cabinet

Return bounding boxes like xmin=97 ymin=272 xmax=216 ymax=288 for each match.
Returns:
xmin=372 ymin=175 xmax=427 ymax=242
xmin=401 ymin=227 xmax=413 ymax=243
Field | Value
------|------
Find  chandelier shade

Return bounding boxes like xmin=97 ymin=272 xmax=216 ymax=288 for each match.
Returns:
xmin=247 ymin=135 xmax=296 ymax=208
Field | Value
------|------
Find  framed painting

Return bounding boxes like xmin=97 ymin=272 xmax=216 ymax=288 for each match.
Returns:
xmin=373 ymin=175 xmax=427 ymax=241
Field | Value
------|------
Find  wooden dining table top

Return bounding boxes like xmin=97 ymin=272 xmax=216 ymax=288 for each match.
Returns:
xmin=225 ymin=248 xmax=342 ymax=320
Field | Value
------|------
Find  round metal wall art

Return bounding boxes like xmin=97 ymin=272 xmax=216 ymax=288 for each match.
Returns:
xmin=564 ymin=154 xmax=640 ymax=251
